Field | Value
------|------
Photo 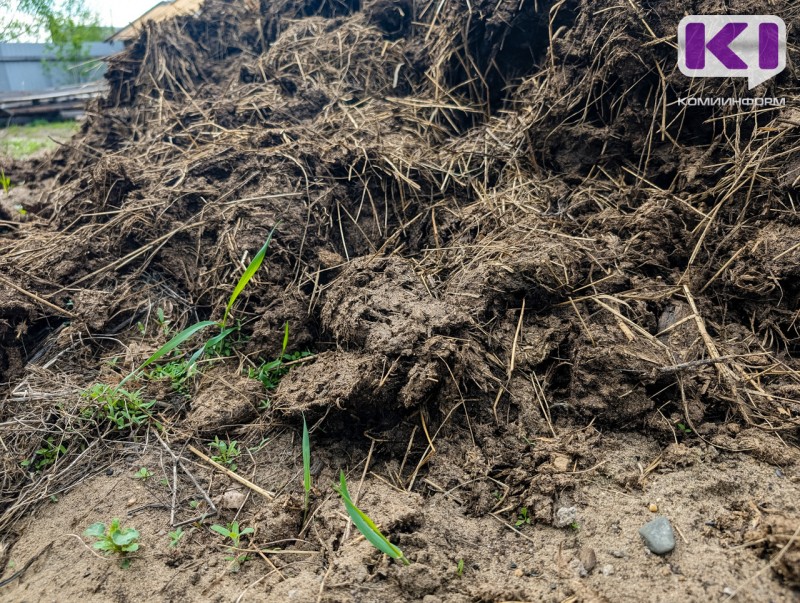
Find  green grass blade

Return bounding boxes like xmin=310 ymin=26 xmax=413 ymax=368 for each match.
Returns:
xmin=119 ymin=320 xmax=217 ymax=387
xmin=335 ymin=471 xmax=409 ymax=564
xmin=282 ymin=321 xmax=289 ymax=356
xmin=222 ymin=225 xmax=277 ymax=327
xmin=302 ymin=415 xmax=311 ymax=519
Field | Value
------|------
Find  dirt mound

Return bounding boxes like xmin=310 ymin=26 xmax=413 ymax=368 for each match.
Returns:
xmin=1 ymin=0 xmax=799 ymax=600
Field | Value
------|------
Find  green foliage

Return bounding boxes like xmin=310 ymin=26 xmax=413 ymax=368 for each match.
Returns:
xmin=116 ymin=228 xmax=278 ymax=391
xmin=210 ymin=521 xmax=253 ymax=572
xmin=0 ymin=169 xmax=10 ymax=195
xmin=302 ymin=415 xmax=311 ymax=522
xmin=168 ymin=528 xmax=185 ymax=548
xmin=81 ymin=383 xmax=155 ymax=431
xmin=248 ymin=323 xmax=311 ymax=401
xmin=334 ymin=471 xmax=409 ymax=565
xmin=21 ymin=436 xmax=66 ymax=471
xmin=209 ymin=437 xmax=240 ymax=472
xmin=147 ymin=359 xmax=192 ymax=392
xmin=676 ymin=422 xmax=692 ymax=435
xmin=515 ymin=507 xmax=531 ymax=528
xmin=210 ymin=521 xmax=253 ymax=548
xmin=84 ymin=519 xmax=140 ymax=567
xmin=457 ymin=558 xmax=465 ymax=577
xmin=222 ymin=226 xmax=276 ymax=328
xmin=118 ymin=320 xmax=218 ymax=388
xmin=134 ymin=467 xmax=152 ymax=480
xmin=569 ymin=521 xmax=581 ymax=531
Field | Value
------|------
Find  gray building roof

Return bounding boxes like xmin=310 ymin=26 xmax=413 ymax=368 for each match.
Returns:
xmin=0 ymin=42 xmax=123 ymax=94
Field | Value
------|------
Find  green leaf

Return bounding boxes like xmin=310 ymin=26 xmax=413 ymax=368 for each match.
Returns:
xmin=210 ymin=524 xmax=231 ymax=538
xmin=111 ymin=528 xmax=139 ymax=546
xmin=222 ymin=225 xmax=277 ymax=328
xmin=335 ymin=471 xmax=409 ymax=565
xmin=84 ymin=523 xmax=106 ymax=538
xmin=94 ymin=541 xmax=114 ymax=551
xmin=119 ymin=321 xmax=217 ymax=387
xmin=239 ymin=527 xmax=254 ymax=536
xmin=281 ymin=321 xmax=289 ymax=356
xmin=121 ymin=543 xmax=139 ymax=553
xmin=302 ymin=415 xmax=311 ymax=516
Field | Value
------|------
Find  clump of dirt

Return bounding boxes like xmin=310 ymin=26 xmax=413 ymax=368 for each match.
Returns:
xmin=1 ymin=0 xmax=799 ymax=600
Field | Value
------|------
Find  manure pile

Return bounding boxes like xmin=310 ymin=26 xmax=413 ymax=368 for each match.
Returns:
xmin=1 ymin=0 xmax=799 ymax=601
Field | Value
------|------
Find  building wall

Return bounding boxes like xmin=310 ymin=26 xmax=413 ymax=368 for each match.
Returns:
xmin=0 ymin=42 xmax=124 ymax=93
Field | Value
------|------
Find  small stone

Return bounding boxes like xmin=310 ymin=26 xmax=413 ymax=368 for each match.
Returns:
xmin=723 ymin=587 xmax=736 ymax=596
xmin=509 ymin=562 xmax=517 ymax=569
xmin=552 ymin=454 xmax=571 ymax=472
xmin=649 ymin=503 xmax=658 ymax=513
xmin=569 ymin=558 xmax=588 ymax=578
xmin=601 ymin=564 xmax=614 ymax=576
xmin=220 ymin=487 xmax=246 ymax=510
xmin=611 ymin=549 xmax=626 ymax=558
xmin=513 ymin=568 xmax=523 ymax=578
xmin=126 ymin=497 xmax=136 ymax=506
xmin=554 ymin=506 xmax=578 ymax=528
xmin=639 ymin=516 xmax=676 ymax=555
xmin=579 ymin=547 xmax=597 ymax=573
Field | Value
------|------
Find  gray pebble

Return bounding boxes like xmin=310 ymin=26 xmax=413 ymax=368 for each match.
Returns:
xmin=639 ymin=516 xmax=676 ymax=555
xmin=554 ymin=506 xmax=577 ymax=528
xmin=601 ymin=564 xmax=615 ymax=576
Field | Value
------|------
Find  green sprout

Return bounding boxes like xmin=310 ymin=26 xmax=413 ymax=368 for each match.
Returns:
xmin=334 ymin=471 xmax=409 ymax=565
xmin=168 ymin=527 xmax=185 ymax=548
xmin=515 ymin=507 xmax=531 ymax=527
xmin=134 ymin=467 xmax=153 ymax=480
xmin=210 ymin=521 xmax=254 ymax=572
xmin=81 ymin=384 xmax=155 ymax=431
xmin=302 ymin=415 xmax=311 ymax=523
xmin=0 ymin=169 xmax=10 ymax=194
xmin=209 ymin=437 xmax=240 ymax=472
xmin=457 ymin=558 xmax=465 ymax=576
xmin=84 ymin=519 xmax=140 ymax=568
xmin=116 ymin=226 xmax=278 ymax=390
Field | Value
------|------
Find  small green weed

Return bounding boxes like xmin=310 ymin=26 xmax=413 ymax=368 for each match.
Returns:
xmin=457 ymin=558 xmax=465 ymax=576
xmin=168 ymin=527 xmax=185 ymax=548
xmin=210 ymin=521 xmax=253 ymax=572
xmin=676 ymin=422 xmax=692 ymax=436
xmin=334 ymin=471 xmax=409 ymax=565
xmin=84 ymin=519 xmax=140 ymax=568
xmin=155 ymin=307 xmax=171 ymax=334
xmin=515 ymin=507 xmax=531 ymax=528
xmin=0 ymin=169 xmax=10 ymax=195
xmin=21 ymin=437 xmax=66 ymax=471
xmin=147 ymin=359 xmax=193 ymax=392
xmin=209 ymin=437 xmax=240 ymax=472
xmin=134 ymin=467 xmax=152 ymax=480
xmin=81 ymin=384 xmax=155 ymax=431
xmin=569 ymin=521 xmax=581 ymax=531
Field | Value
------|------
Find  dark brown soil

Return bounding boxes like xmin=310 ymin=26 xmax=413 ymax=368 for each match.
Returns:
xmin=1 ymin=0 xmax=799 ymax=600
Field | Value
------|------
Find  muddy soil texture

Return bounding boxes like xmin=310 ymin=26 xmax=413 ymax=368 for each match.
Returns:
xmin=1 ymin=0 xmax=799 ymax=601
